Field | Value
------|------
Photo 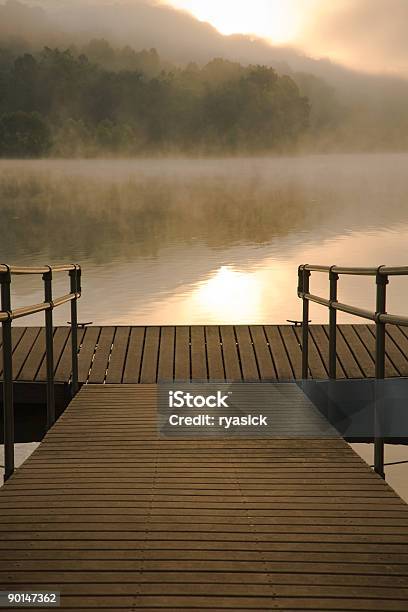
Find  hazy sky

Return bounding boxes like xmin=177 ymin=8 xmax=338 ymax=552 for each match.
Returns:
xmin=19 ymin=0 xmax=408 ymax=77
xmin=163 ymin=0 xmax=408 ymax=76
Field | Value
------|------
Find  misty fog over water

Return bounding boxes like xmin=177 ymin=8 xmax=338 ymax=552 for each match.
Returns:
xmin=2 ymin=152 xmax=408 ymax=326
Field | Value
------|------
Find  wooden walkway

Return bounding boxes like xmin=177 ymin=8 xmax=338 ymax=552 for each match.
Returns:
xmin=1 ymin=384 xmax=408 ymax=610
xmin=2 ymin=324 xmax=408 ymax=386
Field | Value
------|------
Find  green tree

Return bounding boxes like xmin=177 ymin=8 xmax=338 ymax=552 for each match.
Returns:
xmin=0 ymin=111 xmax=51 ymax=157
xmin=200 ymin=65 xmax=309 ymax=151
xmin=52 ymin=118 xmax=92 ymax=157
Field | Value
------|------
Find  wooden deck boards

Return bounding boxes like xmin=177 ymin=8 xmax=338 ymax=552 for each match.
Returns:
xmin=2 ymin=324 xmax=408 ymax=386
xmin=1 ymin=384 xmax=408 ymax=610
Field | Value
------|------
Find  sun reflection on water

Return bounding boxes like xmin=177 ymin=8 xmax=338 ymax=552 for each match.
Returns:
xmin=193 ymin=265 xmax=261 ymax=322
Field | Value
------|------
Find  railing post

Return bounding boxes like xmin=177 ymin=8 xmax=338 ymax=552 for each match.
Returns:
xmin=301 ymin=267 xmax=311 ymax=380
xmin=1 ymin=267 xmax=14 ymax=481
xmin=43 ymin=267 xmax=55 ymax=429
xmin=374 ymin=267 xmax=388 ymax=479
xmin=329 ymin=267 xmax=338 ymax=380
xmin=69 ymin=266 xmax=80 ymax=397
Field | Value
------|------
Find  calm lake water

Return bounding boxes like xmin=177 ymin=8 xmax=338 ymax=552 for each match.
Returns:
xmin=2 ymin=153 xmax=408 ymax=325
xmin=1 ymin=153 xmax=408 ymax=499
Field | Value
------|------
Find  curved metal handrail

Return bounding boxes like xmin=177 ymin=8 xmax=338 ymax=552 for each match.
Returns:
xmin=297 ymin=262 xmax=408 ymax=480
xmin=0 ymin=264 xmax=78 ymax=275
xmin=0 ymin=263 xmax=82 ymax=482
xmin=302 ymin=264 xmax=408 ymax=276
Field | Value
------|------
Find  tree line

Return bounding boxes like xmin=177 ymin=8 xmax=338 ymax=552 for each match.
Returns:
xmin=0 ymin=44 xmax=310 ymax=157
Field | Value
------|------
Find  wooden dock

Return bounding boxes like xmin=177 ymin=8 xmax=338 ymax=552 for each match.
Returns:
xmin=1 ymin=384 xmax=408 ymax=610
xmin=3 ymin=324 xmax=408 ymax=390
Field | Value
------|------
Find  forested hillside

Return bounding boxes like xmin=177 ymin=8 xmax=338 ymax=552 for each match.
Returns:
xmin=0 ymin=46 xmax=310 ymax=156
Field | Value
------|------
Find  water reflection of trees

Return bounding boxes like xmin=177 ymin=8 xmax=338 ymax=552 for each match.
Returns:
xmin=0 ymin=172 xmax=323 ymax=262
xmin=1 ymin=158 xmax=408 ymax=264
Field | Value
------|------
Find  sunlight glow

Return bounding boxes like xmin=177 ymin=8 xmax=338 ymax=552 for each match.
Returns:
xmin=163 ymin=0 xmax=313 ymax=44
xmin=193 ymin=265 xmax=261 ymax=322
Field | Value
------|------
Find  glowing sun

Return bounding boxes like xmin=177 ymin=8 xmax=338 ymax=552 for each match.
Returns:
xmin=164 ymin=0 xmax=311 ymax=44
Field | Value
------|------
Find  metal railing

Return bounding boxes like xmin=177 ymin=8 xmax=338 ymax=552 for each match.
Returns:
xmin=298 ymin=264 xmax=408 ymax=479
xmin=1 ymin=264 xmax=81 ymax=481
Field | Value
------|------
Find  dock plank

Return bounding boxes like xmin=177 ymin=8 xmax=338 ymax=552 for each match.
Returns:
xmin=354 ymin=325 xmax=399 ymax=378
xmin=364 ymin=324 xmax=407 ymax=377
xmin=205 ymin=326 xmax=224 ymax=381
xmin=386 ymin=326 xmax=408 ymax=377
xmin=36 ymin=327 xmax=71 ymax=382
xmin=310 ymin=325 xmax=346 ymax=380
xmin=54 ymin=327 xmax=86 ymax=383
xmin=293 ymin=326 xmax=326 ymax=380
xmin=190 ymin=326 xmax=207 ymax=381
xmin=105 ymin=327 xmax=130 ymax=384
xmin=87 ymin=326 xmax=115 ymax=384
xmin=174 ymin=326 xmax=190 ymax=381
xmin=279 ymin=325 xmax=302 ymax=379
xmin=157 ymin=326 xmax=175 ymax=382
xmin=0 ymin=327 xmax=26 ymax=377
xmin=122 ymin=327 xmax=145 ymax=384
xmin=17 ymin=328 xmax=47 ymax=382
xmin=326 ymin=324 xmax=363 ymax=379
xmin=235 ymin=325 xmax=259 ymax=381
xmin=381 ymin=326 xmax=408 ymax=377
xmin=10 ymin=327 xmax=41 ymax=379
xmin=264 ymin=325 xmax=292 ymax=380
xmin=250 ymin=326 xmax=276 ymax=381
xmin=338 ymin=325 xmax=373 ymax=378
xmin=0 ymin=384 xmax=407 ymax=611
xmin=140 ymin=326 xmax=160 ymax=383
xmin=77 ymin=326 xmax=101 ymax=383
xmin=220 ymin=325 xmax=241 ymax=381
